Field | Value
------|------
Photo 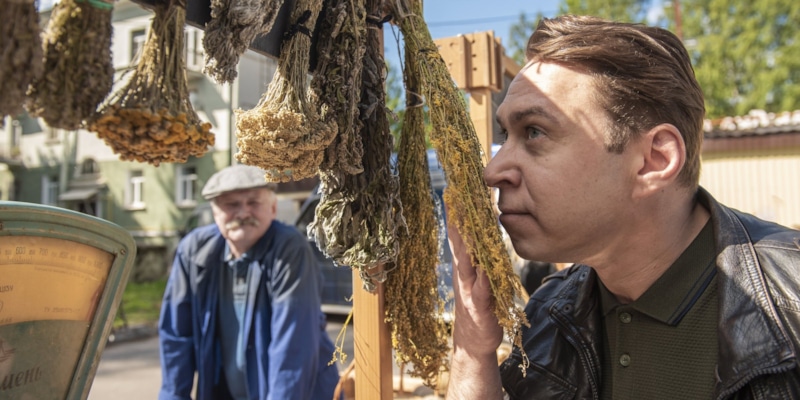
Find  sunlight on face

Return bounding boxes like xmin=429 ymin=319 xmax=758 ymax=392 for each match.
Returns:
xmin=211 ymin=188 xmax=277 ymax=255
xmin=488 ymin=62 xmax=637 ymax=264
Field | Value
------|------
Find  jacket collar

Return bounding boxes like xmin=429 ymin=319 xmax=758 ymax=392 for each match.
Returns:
xmin=562 ymin=188 xmax=796 ymax=397
xmin=699 ymin=188 xmax=796 ymax=396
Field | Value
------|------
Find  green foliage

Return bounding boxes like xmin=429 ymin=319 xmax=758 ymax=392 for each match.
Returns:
xmin=385 ymin=59 xmax=405 ymax=151
xmin=386 ymin=58 xmax=435 ymax=151
xmin=559 ymin=0 xmax=651 ymax=22
xmin=506 ymin=2 xmax=649 ymax=66
xmin=113 ymin=278 xmax=167 ymax=329
xmin=505 ymin=0 xmax=800 ymax=119
xmin=507 ymin=12 xmax=542 ymax=66
xmin=670 ymin=0 xmax=800 ymax=118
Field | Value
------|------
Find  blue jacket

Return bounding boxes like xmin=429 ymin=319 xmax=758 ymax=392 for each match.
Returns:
xmin=158 ymin=221 xmax=340 ymax=400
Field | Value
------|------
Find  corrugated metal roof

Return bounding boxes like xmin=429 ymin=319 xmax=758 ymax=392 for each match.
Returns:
xmin=704 ymin=109 xmax=800 ymax=139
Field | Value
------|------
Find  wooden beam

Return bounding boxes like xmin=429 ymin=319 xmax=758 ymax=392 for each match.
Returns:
xmin=469 ymin=88 xmax=494 ymax=165
xmin=434 ymin=35 xmax=470 ymax=89
xmin=129 ymin=0 xmax=298 ymax=59
xmin=352 ymin=269 xmax=393 ymax=399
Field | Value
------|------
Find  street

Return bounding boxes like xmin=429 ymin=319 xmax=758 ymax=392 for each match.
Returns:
xmin=87 ymin=315 xmax=442 ymax=399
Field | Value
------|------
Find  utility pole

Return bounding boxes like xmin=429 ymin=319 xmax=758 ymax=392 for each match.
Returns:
xmin=673 ymin=0 xmax=683 ymax=41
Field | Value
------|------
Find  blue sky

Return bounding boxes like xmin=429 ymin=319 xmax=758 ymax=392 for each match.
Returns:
xmin=383 ymin=0 xmax=562 ymax=70
xmin=382 ymin=0 xmax=666 ymax=70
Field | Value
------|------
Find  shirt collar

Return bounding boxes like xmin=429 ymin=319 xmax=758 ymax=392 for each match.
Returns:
xmin=599 ymin=220 xmax=716 ymax=326
xmin=222 ymin=242 xmax=250 ymax=265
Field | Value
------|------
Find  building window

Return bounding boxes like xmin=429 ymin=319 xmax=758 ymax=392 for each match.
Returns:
xmin=46 ymin=126 xmax=60 ymax=142
xmin=127 ymin=170 xmax=145 ymax=209
xmin=41 ymin=175 xmax=58 ymax=205
xmin=79 ymin=158 xmax=99 ymax=176
xmin=176 ymin=166 xmax=197 ymax=206
xmin=131 ymin=28 xmax=146 ymax=63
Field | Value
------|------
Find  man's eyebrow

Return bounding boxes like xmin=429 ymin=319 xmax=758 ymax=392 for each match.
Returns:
xmin=497 ymin=106 xmax=558 ymax=126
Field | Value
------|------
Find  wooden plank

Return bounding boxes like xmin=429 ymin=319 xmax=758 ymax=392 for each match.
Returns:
xmin=352 ymin=268 xmax=393 ymax=399
xmin=434 ymin=35 xmax=470 ymax=89
xmin=129 ymin=0 xmax=298 ymax=59
xmin=469 ymin=88 xmax=495 ymax=165
xmin=464 ymin=32 xmax=502 ymax=91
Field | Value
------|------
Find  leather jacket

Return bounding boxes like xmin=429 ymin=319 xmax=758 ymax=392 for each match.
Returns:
xmin=499 ymin=188 xmax=800 ymax=399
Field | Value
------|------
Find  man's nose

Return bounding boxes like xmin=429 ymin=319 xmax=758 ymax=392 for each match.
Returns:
xmin=234 ymin=206 xmax=251 ymax=218
xmin=485 ymin=147 xmax=511 ymax=187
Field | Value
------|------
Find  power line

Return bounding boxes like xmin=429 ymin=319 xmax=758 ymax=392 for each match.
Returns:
xmin=426 ymin=10 xmax=559 ymax=28
xmin=427 ymin=14 xmax=524 ymax=27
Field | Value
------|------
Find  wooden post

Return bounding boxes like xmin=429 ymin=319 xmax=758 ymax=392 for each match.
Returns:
xmin=352 ymin=268 xmax=393 ymax=399
xmin=348 ymin=3 xmax=395 ymax=394
xmin=469 ymin=88 xmax=494 ymax=165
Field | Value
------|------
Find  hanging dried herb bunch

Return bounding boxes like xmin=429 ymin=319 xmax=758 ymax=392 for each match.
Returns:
xmin=388 ymin=0 xmax=530 ymax=365
xmin=27 ymin=0 xmax=114 ymax=131
xmin=89 ymin=0 xmax=214 ymax=166
xmin=0 ymin=0 xmax=43 ymax=120
xmin=308 ymin=0 xmax=404 ymax=291
xmin=309 ymin=0 xmax=367 ymax=175
xmin=385 ymin=47 xmax=449 ymax=387
xmin=235 ymin=0 xmax=335 ymax=182
xmin=202 ymin=0 xmax=282 ymax=83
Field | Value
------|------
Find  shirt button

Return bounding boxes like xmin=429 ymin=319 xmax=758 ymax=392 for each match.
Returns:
xmin=619 ymin=312 xmax=632 ymax=324
xmin=619 ymin=354 xmax=631 ymax=367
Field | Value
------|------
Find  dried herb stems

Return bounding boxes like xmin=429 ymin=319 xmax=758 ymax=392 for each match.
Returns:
xmin=235 ymin=0 xmax=335 ymax=182
xmin=203 ymin=0 xmax=282 ymax=83
xmin=27 ymin=0 xmax=114 ymax=130
xmin=308 ymin=0 xmax=404 ymax=291
xmin=0 ymin=0 xmax=43 ymax=120
xmin=388 ymin=0 xmax=529 ymax=360
xmin=309 ymin=0 xmax=367 ymax=175
xmin=89 ymin=0 xmax=214 ymax=166
xmin=385 ymin=47 xmax=449 ymax=387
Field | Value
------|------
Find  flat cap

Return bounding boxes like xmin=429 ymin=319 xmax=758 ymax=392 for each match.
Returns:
xmin=201 ymin=165 xmax=277 ymax=200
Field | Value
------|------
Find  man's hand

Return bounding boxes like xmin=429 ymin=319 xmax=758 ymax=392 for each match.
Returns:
xmin=446 ymin=211 xmax=505 ymax=400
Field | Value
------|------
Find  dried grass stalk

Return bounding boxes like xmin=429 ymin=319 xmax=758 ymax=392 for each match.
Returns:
xmin=388 ymin=0 xmax=529 ymax=363
xmin=385 ymin=46 xmax=449 ymax=387
xmin=0 ymin=0 xmax=43 ymax=120
xmin=202 ymin=0 xmax=282 ymax=83
xmin=88 ymin=0 xmax=214 ymax=166
xmin=27 ymin=0 xmax=114 ymax=130
xmin=310 ymin=0 xmax=367 ymax=175
xmin=235 ymin=0 xmax=336 ymax=182
xmin=307 ymin=0 xmax=404 ymax=291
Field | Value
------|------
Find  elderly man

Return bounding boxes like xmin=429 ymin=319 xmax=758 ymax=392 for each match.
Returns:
xmin=158 ymin=164 xmax=340 ymax=400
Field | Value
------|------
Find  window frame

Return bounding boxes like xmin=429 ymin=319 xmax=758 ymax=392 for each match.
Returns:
xmin=175 ymin=166 xmax=198 ymax=207
xmin=41 ymin=175 xmax=59 ymax=206
xmin=126 ymin=170 xmax=146 ymax=210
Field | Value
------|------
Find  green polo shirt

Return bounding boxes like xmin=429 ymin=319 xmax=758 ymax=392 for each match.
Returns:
xmin=599 ymin=221 xmax=717 ymax=400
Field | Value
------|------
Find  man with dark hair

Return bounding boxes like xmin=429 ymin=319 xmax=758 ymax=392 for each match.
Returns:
xmin=446 ymin=15 xmax=800 ymax=399
xmin=158 ymin=164 xmax=340 ymax=400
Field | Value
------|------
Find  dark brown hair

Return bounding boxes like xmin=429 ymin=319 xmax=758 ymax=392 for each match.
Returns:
xmin=527 ymin=15 xmax=705 ymax=187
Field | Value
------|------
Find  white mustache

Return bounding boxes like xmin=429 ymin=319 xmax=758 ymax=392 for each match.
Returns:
xmin=225 ymin=217 xmax=260 ymax=230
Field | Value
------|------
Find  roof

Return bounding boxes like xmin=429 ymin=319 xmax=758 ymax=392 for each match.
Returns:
xmin=704 ymin=109 xmax=800 ymax=139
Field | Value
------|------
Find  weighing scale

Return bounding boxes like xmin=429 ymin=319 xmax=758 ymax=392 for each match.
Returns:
xmin=0 ymin=201 xmax=136 ymax=400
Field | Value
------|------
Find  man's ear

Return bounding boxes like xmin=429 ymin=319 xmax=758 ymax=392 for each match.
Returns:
xmin=633 ymin=123 xmax=686 ymax=198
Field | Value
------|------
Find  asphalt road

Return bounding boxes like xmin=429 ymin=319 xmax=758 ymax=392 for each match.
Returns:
xmin=86 ymin=315 xmax=441 ymax=399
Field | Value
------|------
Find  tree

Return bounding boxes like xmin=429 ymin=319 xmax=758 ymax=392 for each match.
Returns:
xmin=559 ymin=0 xmax=651 ymax=22
xmin=668 ymin=0 xmax=800 ymax=118
xmin=507 ymin=12 xmax=542 ymax=66
xmin=506 ymin=1 xmax=650 ymax=66
xmin=385 ymin=59 xmax=405 ymax=151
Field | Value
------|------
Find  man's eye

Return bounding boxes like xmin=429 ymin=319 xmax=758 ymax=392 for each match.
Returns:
xmin=526 ymin=126 xmax=544 ymax=140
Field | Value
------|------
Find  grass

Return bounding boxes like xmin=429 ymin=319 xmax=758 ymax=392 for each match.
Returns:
xmin=113 ymin=278 xmax=167 ymax=329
